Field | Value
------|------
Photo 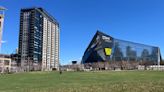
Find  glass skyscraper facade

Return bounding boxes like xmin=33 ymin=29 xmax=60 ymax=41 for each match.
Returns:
xmin=82 ymin=31 xmax=163 ymax=69
xmin=18 ymin=8 xmax=59 ymax=71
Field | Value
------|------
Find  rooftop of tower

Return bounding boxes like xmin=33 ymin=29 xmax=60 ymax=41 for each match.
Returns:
xmin=21 ymin=7 xmax=59 ymax=25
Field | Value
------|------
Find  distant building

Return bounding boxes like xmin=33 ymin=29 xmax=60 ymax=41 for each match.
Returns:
xmin=18 ymin=7 xmax=60 ymax=71
xmin=0 ymin=54 xmax=11 ymax=73
xmin=0 ymin=54 xmax=19 ymax=73
xmin=82 ymin=31 xmax=163 ymax=70
xmin=0 ymin=6 xmax=6 ymax=52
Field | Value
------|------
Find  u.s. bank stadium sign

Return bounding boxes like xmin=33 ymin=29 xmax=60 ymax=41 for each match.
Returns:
xmin=102 ymin=35 xmax=112 ymax=42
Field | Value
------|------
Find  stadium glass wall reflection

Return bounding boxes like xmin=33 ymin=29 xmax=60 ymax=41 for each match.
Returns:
xmin=82 ymin=31 xmax=163 ymax=69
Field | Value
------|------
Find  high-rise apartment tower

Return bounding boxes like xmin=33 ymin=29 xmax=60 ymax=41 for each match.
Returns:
xmin=18 ymin=8 xmax=59 ymax=71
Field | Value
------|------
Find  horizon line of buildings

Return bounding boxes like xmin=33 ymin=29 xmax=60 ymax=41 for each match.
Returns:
xmin=0 ymin=6 xmax=164 ymax=73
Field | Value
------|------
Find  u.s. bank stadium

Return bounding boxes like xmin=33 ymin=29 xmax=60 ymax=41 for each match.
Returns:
xmin=81 ymin=31 xmax=163 ymax=70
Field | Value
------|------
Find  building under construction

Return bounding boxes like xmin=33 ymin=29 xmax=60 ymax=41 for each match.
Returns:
xmin=0 ymin=6 xmax=6 ymax=52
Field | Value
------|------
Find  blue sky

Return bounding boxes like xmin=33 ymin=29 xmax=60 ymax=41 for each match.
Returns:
xmin=1 ymin=0 xmax=164 ymax=64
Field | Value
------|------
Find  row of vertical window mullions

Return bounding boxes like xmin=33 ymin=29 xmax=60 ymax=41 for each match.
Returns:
xmin=112 ymin=40 xmax=158 ymax=62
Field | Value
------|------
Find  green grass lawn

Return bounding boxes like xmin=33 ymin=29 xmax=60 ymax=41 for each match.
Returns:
xmin=0 ymin=71 xmax=164 ymax=92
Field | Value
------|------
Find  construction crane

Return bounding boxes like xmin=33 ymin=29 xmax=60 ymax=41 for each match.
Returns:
xmin=0 ymin=6 xmax=7 ymax=53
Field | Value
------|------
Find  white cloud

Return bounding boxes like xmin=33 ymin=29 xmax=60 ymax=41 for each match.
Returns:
xmin=1 ymin=40 xmax=7 ymax=43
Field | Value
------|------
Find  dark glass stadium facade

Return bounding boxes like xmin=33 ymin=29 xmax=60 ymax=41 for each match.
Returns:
xmin=82 ymin=31 xmax=163 ymax=69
